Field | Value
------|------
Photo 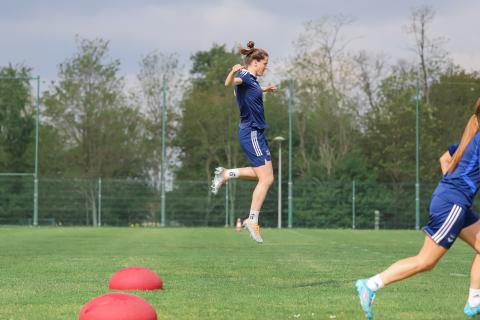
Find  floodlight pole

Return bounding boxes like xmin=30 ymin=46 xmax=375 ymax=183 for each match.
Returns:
xmin=415 ymin=79 xmax=420 ymax=230
xmin=160 ymin=80 xmax=167 ymax=227
xmin=274 ymin=136 xmax=285 ymax=228
xmin=287 ymin=80 xmax=294 ymax=228
xmin=33 ymin=76 xmax=40 ymax=226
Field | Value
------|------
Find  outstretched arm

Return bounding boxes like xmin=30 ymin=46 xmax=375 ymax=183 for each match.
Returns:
xmin=225 ymin=64 xmax=244 ymax=87
xmin=262 ymin=85 xmax=277 ymax=93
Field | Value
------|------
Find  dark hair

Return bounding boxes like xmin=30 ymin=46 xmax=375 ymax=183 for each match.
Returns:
xmin=239 ymin=41 xmax=269 ymax=66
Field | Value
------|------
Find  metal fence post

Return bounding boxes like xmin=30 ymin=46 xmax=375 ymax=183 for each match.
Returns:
xmin=33 ymin=76 xmax=40 ymax=226
xmin=160 ymin=81 xmax=167 ymax=227
xmin=98 ymin=177 xmax=102 ymax=226
xmin=352 ymin=180 xmax=356 ymax=229
xmin=287 ymin=79 xmax=294 ymax=228
xmin=415 ymin=79 xmax=420 ymax=230
xmin=274 ymin=136 xmax=285 ymax=228
xmin=225 ymin=181 xmax=229 ymax=227
xmin=374 ymin=210 xmax=380 ymax=230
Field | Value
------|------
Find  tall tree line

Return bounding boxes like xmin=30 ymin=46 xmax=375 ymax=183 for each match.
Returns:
xmin=1 ymin=6 xmax=480 ymax=225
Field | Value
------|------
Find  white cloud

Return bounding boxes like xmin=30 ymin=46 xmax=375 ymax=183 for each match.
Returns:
xmin=433 ymin=1 xmax=480 ymax=71
xmin=0 ymin=0 xmax=479 ymax=80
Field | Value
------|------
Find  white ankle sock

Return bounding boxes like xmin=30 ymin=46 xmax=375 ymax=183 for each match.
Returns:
xmin=248 ymin=209 xmax=259 ymax=224
xmin=366 ymin=274 xmax=384 ymax=292
xmin=225 ymin=169 xmax=239 ymax=180
xmin=468 ymin=288 xmax=480 ymax=307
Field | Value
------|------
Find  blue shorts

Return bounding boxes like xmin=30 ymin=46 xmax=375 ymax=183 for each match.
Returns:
xmin=423 ymin=195 xmax=479 ymax=249
xmin=238 ymin=127 xmax=271 ymax=167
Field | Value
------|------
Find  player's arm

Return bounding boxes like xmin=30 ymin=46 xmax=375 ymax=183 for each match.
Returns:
xmin=439 ymin=144 xmax=458 ymax=175
xmin=439 ymin=151 xmax=452 ymax=175
xmin=262 ymin=85 xmax=277 ymax=93
xmin=225 ymin=64 xmax=243 ymax=87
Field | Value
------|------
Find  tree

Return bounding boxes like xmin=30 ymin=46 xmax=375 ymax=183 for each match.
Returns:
xmin=137 ymin=51 xmax=183 ymax=191
xmin=0 ymin=65 xmax=36 ymax=223
xmin=175 ymin=45 xmax=241 ymax=180
xmin=43 ymin=37 xmax=146 ymax=225
xmin=422 ymin=70 xmax=480 ymax=182
xmin=361 ymin=62 xmax=418 ymax=182
xmin=287 ymin=16 xmax=360 ymax=180
xmin=173 ymin=44 xmax=243 ymax=224
xmin=0 ymin=65 xmax=35 ymax=173
xmin=404 ymin=5 xmax=450 ymax=104
xmin=352 ymin=50 xmax=387 ymax=115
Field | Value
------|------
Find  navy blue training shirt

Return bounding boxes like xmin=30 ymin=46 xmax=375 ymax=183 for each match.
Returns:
xmin=234 ymin=69 xmax=267 ymax=129
xmin=434 ymin=134 xmax=480 ymax=207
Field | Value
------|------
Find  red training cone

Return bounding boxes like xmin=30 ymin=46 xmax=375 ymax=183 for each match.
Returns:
xmin=79 ymin=292 xmax=157 ymax=320
xmin=109 ymin=267 xmax=163 ymax=291
xmin=235 ymin=218 xmax=242 ymax=232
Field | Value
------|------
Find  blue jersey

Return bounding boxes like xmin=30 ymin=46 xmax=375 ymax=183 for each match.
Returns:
xmin=433 ymin=133 xmax=480 ymax=207
xmin=234 ymin=70 xmax=267 ymax=129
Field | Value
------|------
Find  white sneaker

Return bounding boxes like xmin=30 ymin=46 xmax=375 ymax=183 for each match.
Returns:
xmin=242 ymin=219 xmax=263 ymax=243
xmin=210 ymin=167 xmax=225 ymax=195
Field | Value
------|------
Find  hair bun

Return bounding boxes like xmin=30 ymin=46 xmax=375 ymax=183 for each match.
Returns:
xmin=247 ymin=41 xmax=255 ymax=49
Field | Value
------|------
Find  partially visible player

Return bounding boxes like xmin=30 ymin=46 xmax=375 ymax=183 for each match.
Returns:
xmin=210 ymin=41 xmax=276 ymax=244
xmin=356 ymin=98 xmax=480 ymax=319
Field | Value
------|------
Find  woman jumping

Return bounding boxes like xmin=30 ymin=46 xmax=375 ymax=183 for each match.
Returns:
xmin=210 ymin=41 xmax=277 ymax=244
xmin=356 ymin=98 xmax=480 ymax=318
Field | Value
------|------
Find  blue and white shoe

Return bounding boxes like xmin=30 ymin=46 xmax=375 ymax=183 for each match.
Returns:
xmin=464 ymin=303 xmax=480 ymax=317
xmin=355 ymin=279 xmax=375 ymax=319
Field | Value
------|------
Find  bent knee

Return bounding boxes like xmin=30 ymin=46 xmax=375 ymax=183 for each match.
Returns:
xmin=473 ymin=234 xmax=480 ymax=253
xmin=416 ymin=258 xmax=437 ymax=272
xmin=259 ymin=174 xmax=274 ymax=187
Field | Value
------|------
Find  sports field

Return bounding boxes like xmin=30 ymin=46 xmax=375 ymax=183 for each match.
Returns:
xmin=0 ymin=227 xmax=474 ymax=319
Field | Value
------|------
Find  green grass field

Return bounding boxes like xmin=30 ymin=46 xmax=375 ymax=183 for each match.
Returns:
xmin=0 ymin=227 xmax=476 ymax=319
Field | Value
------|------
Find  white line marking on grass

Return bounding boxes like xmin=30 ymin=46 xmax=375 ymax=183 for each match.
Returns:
xmin=287 ymin=230 xmax=316 ymax=238
xmin=450 ymin=273 xmax=467 ymax=277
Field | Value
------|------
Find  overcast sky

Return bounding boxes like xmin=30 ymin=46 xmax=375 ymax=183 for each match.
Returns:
xmin=1 ymin=0 xmax=479 ymax=84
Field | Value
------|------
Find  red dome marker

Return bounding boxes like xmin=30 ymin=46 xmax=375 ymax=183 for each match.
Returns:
xmin=79 ymin=292 xmax=157 ymax=320
xmin=109 ymin=267 xmax=163 ymax=291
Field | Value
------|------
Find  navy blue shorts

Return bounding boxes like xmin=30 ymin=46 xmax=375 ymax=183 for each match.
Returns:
xmin=423 ymin=195 xmax=479 ymax=249
xmin=238 ymin=127 xmax=271 ymax=167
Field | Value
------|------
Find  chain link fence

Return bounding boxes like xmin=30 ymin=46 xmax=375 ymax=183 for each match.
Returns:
xmin=1 ymin=176 xmax=464 ymax=229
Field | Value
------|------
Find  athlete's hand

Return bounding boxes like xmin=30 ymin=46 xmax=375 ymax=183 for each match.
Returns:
xmin=231 ymin=64 xmax=243 ymax=73
xmin=262 ymin=85 xmax=277 ymax=93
